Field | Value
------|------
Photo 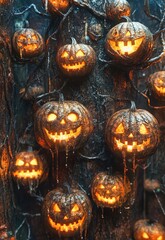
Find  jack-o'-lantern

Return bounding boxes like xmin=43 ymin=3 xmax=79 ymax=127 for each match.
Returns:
xmin=56 ymin=38 xmax=96 ymax=77
xmin=34 ymin=100 xmax=93 ymax=151
xmin=144 ymin=179 xmax=161 ymax=192
xmin=148 ymin=71 xmax=165 ymax=101
xmin=91 ymin=172 xmax=131 ymax=208
xmin=105 ymin=102 xmax=160 ymax=160
xmin=43 ymin=187 xmax=92 ymax=237
xmin=43 ymin=0 xmax=70 ymax=15
xmin=12 ymin=151 xmax=48 ymax=189
xmin=105 ymin=0 xmax=131 ymax=21
xmin=134 ymin=219 xmax=165 ymax=240
xmin=105 ymin=21 xmax=154 ymax=65
xmin=12 ymin=28 xmax=44 ymax=59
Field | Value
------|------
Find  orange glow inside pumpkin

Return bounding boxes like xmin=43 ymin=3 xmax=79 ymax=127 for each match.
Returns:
xmin=49 ymin=0 xmax=69 ymax=8
xmin=142 ymin=232 xmax=149 ymax=239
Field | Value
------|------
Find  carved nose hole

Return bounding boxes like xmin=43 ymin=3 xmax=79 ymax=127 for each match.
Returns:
xmin=25 ymin=163 xmax=29 ymax=166
xmin=64 ymin=216 xmax=68 ymax=220
xmin=128 ymin=133 xmax=133 ymax=138
xmin=60 ymin=119 xmax=66 ymax=125
xmin=70 ymin=56 xmax=74 ymax=60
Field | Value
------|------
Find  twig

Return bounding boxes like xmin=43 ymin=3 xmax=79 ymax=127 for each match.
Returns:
xmin=144 ymin=0 xmax=161 ymax=22
xmin=14 ymin=3 xmax=50 ymax=17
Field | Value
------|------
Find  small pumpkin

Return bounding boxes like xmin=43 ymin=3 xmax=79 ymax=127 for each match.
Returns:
xmin=43 ymin=187 xmax=92 ymax=237
xmin=43 ymin=0 xmax=70 ymax=15
xmin=144 ymin=178 xmax=161 ymax=192
xmin=12 ymin=28 xmax=44 ymax=59
xmin=91 ymin=172 xmax=131 ymax=208
xmin=105 ymin=0 xmax=131 ymax=21
xmin=105 ymin=102 xmax=160 ymax=160
xmin=148 ymin=71 xmax=165 ymax=101
xmin=34 ymin=100 xmax=93 ymax=151
xmin=12 ymin=150 xmax=48 ymax=189
xmin=134 ymin=219 xmax=165 ymax=240
xmin=56 ymin=38 xmax=96 ymax=77
xmin=105 ymin=21 xmax=154 ymax=65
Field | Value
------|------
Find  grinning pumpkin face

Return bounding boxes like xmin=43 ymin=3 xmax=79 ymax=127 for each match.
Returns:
xmin=56 ymin=38 xmax=96 ymax=77
xmin=12 ymin=28 xmax=44 ymax=59
xmin=105 ymin=105 xmax=160 ymax=160
xmin=34 ymin=101 xmax=93 ymax=151
xmin=105 ymin=0 xmax=131 ymax=21
xmin=134 ymin=219 xmax=165 ymax=240
xmin=149 ymin=71 xmax=165 ymax=101
xmin=43 ymin=0 xmax=70 ymax=15
xmin=105 ymin=22 xmax=154 ymax=65
xmin=43 ymin=187 xmax=92 ymax=237
xmin=91 ymin=172 xmax=131 ymax=208
xmin=12 ymin=151 xmax=47 ymax=189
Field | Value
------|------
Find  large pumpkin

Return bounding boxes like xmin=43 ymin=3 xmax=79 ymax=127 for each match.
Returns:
xmin=148 ymin=71 xmax=165 ymax=101
xmin=43 ymin=187 xmax=92 ymax=237
xmin=56 ymin=38 xmax=96 ymax=77
xmin=105 ymin=21 xmax=154 ymax=65
xmin=105 ymin=103 xmax=160 ymax=160
xmin=34 ymin=101 xmax=93 ymax=151
xmin=105 ymin=0 xmax=131 ymax=21
xmin=91 ymin=172 xmax=131 ymax=208
xmin=12 ymin=28 xmax=44 ymax=59
xmin=43 ymin=0 xmax=70 ymax=15
xmin=134 ymin=219 xmax=165 ymax=240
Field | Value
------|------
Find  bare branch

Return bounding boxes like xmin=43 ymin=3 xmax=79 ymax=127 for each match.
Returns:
xmin=14 ymin=3 xmax=50 ymax=17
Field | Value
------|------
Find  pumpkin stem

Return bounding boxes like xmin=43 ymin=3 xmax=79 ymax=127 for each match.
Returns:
xmin=59 ymin=93 xmax=64 ymax=103
xmin=130 ymin=101 xmax=136 ymax=111
xmin=71 ymin=37 xmax=77 ymax=45
xmin=63 ymin=182 xmax=72 ymax=194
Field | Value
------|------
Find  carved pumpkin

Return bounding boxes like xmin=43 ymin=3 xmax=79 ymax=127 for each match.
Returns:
xmin=43 ymin=187 xmax=92 ymax=237
xmin=105 ymin=21 xmax=154 ymax=65
xmin=12 ymin=28 xmax=44 ymax=59
xmin=105 ymin=0 xmax=131 ymax=21
xmin=105 ymin=102 xmax=160 ymax=160
xmin=149 ymin=71 xmax=165 ymax=101
xmin=134 ymin=219 xmax=165 ymax=240
xmin=34 ymin=100 xmax=93 ymax=151
xmin=91 ymin=172 xmax=131 ymax=208
xmin=12 ymin=151 xmax=48 ymax=189
xmin=56 ymin=38 xmax=96 ymax=77
xmin=43 ymin=0 xmax=70 ymax=15
xmin=144 ymin=179 xmax=161 ymax=192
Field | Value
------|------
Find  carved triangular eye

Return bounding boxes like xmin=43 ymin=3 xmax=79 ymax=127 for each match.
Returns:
xmin=16 ymin=159 xmax=24 ymax=166
xmin=140 ymin=124 xmax=149 ymax=134
xmin=158 ymin=79 xmax=163 ymax=84
xmin=47 ymin=113 xmax=57 ymax=121
xmin=71 ymin=204 xmax=79 ymax=213
xmin=99 ymin=184 xmax=105 ymax=189
xmin=157 ymin=236 xmax=163 ymax=240
xmin=30 ymin=159 xmax=38 ymax=166
xmin=61 ymin=51 xmax=69 ymax=58
xmin=115 ymin=123 xmax=124 ymax=134
xmin=76 ymin=50 xmax=85 ymax=57
xmin=67 ymin=113 xmax=78 ymax=122
xmin=53 ymin=203 xmax=61 ymax=212
xmin=142 ymin=232 xmax=149 ymax=239
xmin=112 ymin=186 xmax=117 ymax=191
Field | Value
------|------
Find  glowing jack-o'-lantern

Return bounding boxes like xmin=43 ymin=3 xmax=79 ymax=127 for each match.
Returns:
xmin=134 ymin=219 xmax=165 ymax=240
xmin=43 ymin=187 xmax=92 ymax=237
xmin=12 ymin=28 xmax=44 ymax=59
xmin=149 ymin=71 xmax=165 ymax=101
xmin=105 ymin=21 xmax=154 ymax=65
xmin=105 ymin=0 xmax=131 ymax=21
xmin=12 ymin=151 xmax=48 ymax=189
xmin=56 ymin=38 xmax=96 ymax=77
xmin=43 ymin=0 xmax=70 ymax=15
xmin=105 ymin=102 xmax=160 ymax=160
xmin=34 ymin=100 xmax=93 ymax=151
xmin=91 ymin=172 xmax=131 ymax=208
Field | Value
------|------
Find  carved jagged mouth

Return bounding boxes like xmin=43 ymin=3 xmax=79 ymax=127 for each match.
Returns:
xmin=155 ymin=86 xmax=165 ymax=94
xmin=114 ymin=137 xmax=150 ymax=152
xmin=48 ymin=216 xmax=85 ymax=233
xmin=95 ymin=192 xmax=119 ymax=205
xmin=108 ymin=37 xmax=143 ymax=55
xmin=62 ymin=62 xmax=86 ymax=71
xmin=13 ymin=170 xmax=42 ymax=179
xmin=44 ymin=126 xmax=82 ymax=142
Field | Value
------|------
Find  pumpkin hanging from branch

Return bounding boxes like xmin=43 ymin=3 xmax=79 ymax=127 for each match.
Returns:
xmin=42 ymin=0 xmax=70 ymax=15
xmin=56 ymin=38 xmax=96 ymax=78
xmin=105 ymin=21 xmax=154 ymax=65
xmin=105 ymin=102 xmax=160 ymax=161
xmin=148 ymin=71 xmax=165 ymax=102
xmin=91 ymin=172 xmax=131 ymax=208
xmin=43 ymin=187 xmax=92 ymax=237
xmin=34 ymin=100 xmax=93 ymax=151
xmin=134 ymin=219 xmax=165 ymax=240
xmin=12 ymin=28 xmax=44 ymax=59
xmin=105 ymin=0 xmax=131 ymax=21
xmin=11 ymin=150 xmax=48 ymax=190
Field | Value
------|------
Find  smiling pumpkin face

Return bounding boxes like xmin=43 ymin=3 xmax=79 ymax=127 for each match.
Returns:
xmin=56 ymin=38 xmax=96 ymax=77
xmin=43 ymin=187 xmax=92 ymax=237
xmin=149 ymin=71 xmax=165 ymax=101
xmin=91 ymin=172 xmax=131 ymax=208
xmin=105 ymin=22 xmax=154 ymax=65
xmin=34 ymin=101 xmax=93 ymax=151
